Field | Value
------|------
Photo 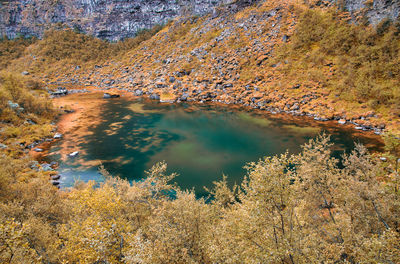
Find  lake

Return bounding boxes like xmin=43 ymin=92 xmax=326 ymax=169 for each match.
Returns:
xmin=45 ymin=98 xmax=383 ymax=196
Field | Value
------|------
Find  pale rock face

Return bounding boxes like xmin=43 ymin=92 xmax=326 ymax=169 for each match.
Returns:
xmin=0 ymin=0 xmax=398 ymax=41
xmin=0 ymin=0 xmax=222 ymax=41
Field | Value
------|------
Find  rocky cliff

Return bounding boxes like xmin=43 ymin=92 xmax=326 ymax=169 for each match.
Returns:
xmin=1 ymin=0 xmax=399 ymax=41
xmin=0 ymin=0 xmax=225 ymax=41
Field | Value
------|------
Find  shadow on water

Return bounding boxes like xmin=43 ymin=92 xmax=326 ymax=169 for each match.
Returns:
xmin=45 ymin=98 xmax=384 ymax=197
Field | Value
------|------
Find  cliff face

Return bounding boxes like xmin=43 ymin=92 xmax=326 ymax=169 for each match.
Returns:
xmin=344 ymin=0 xmax=400 ymax=24
xmin=0 ymin=0 xmax=224 ymax=41
xmin=0 ymin=0 xmax=399 ymax=41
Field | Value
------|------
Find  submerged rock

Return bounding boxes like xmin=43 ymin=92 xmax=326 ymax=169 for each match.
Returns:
xmin=103 ymin=93 xmax=120 ymax=99
xmin=51 ymin=180 xmax=60 ymax=186
xmin=51 ymin=175 xmax=61 ymax=180
xmin=68 ymin=151 xmax=79 ymax=157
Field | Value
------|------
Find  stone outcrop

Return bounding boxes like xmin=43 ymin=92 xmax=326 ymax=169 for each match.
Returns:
xmin=343 ymin=0 xmax=400 ymax=25
xmin=0 ymin=0 xmax=224 ymax=41
xmin=1 ymin=0 xmax=398 ymax=41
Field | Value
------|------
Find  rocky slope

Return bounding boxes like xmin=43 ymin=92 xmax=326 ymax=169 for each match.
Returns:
xmin=1 ymin=0 xmax=399 ymax=41
xmin=20 ymin=0 xmax=393 ymax=136
xmin=2 ymin=0 xmax=400 ymax=135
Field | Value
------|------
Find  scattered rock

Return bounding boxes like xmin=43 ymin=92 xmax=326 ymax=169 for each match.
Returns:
xmin=54 ymin=133 xmax=63 ymax=139
xmin=0 ymin=143 xmax=7 ymax=149
xmin=34 ymin=148 xmax=44 ymax=152
xmin=338 ymin=119 xmax=346 ymax=125
xmin=21 ymin=71 xmax=29 ymax=75
xmin=380 ymin=157 xmax=387 ymax=162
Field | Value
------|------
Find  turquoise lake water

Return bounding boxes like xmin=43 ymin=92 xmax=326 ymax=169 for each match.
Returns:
xmin=46 ymin=98 xmax=383 ymax=197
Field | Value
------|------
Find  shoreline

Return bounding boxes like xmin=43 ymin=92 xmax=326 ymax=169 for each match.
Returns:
xmin=33 ymin=84 xmax=384 ymax=161
xmin=28 ymin=85 xmax=385 ymax=187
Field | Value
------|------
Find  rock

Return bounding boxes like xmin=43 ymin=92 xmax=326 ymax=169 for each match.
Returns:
xmin=134 ymin=89 xmax=143 ymax=96
xmin=338 ymin=119 xmax=346 ymax=125
xmin=34 ymin=148 xmax=44 ymax=152
xmin=380 ymin=157 xmax=387 ymax=162
xmin=103 ymin=93 xmax=120 ymax=99
xmin=169 ymin=76 xmax=176 ymax=83
xmin=51 ymin=180 xmax=60 ymax=186
xmin=26 ymin=119 xmax=37 ymax=125
xmin=54 ymin=133 xmax=63 ymax=139
xmin=30 ymin=161 xmax=40 ymax=170
xmin=21 ymin=71 xmax=29 ymax=75
xmin=252 ymin=92 xmax=263 ymax=99
xmin=51 ymin=175 xmax=61 ymax=180
xmin=291 ymin=103 xmax=300 ymax=111
xmin=314 ymin=117 xmax=329 ymax=121
xmin=68 ymin=151 xmax=79 ymax=157
xmin=7 ymin=101 xmax=20 ymax=110
xmin=180 ymin=93 xmax=189 ymax=101
xmin=150 ymin=93 xmax=160 ymax=100
xmin=355 ymin=126 xmax=363 ymax=130
xmin=0 ymin=143 xmax=8 ymax=149
xmin=51 ymin=87 xmax=68 ymax=97
xmin=41 ymin=163 xmax=54 ymax=172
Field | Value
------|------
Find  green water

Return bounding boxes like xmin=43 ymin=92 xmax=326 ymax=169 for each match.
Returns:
xmin=47 ymin=98 xmax=383 ymax=196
